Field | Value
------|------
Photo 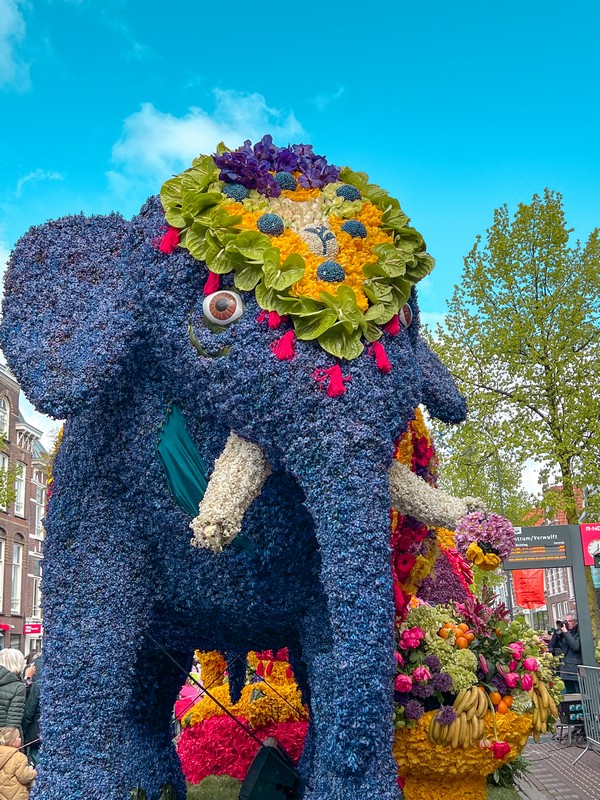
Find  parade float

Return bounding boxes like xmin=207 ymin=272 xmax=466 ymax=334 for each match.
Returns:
xmin=177 ymin=411 xmax=562 ymax=800
xmin=0 ymin=136 xmax=562 ymax=800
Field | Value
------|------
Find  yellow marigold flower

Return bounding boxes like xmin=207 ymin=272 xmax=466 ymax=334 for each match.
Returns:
xmin=466 ymin=542 xmax=485 ymax=565
xmin=435 ymin=528 xmax=458 ymax=552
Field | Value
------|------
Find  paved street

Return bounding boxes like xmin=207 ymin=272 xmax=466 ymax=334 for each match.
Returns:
xmin=517 ymin=734 xmax=600 ymax=800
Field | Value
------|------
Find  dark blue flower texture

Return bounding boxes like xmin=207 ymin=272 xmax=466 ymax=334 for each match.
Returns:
xmin=336 ymin=184 xmax=362 ymax=201
xmin=0 ymin=192 xmax=467 ymax=800
xmin=257 ymin=213 xmax=285 ymax=237
xmin=222 ymin=182 xmax=249 ymax=201
xmin=341 ymin=220 xmax=367 ymax=239
xmin=316 ymin=260 xmax=345 ymax=282
xmin=274 ymin=171 xmax=298 ymax=191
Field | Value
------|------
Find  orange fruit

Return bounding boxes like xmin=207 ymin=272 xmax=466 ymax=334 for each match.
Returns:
xmin=443 ymin=622 xmax=454 ymax=629
xmin=503 ymin=695 xmax=513 ymax=708
xmin=455 ymin=636 xmax=469 ymax=649
xmin=489 ymin=691 xmax=502 ymax=706
xmin=457 ymin=623 xmax=469 ymax=633
xmin=465 ymin=632 xmax=475 ymax=643
xmin=496 ymin=700 xmax=508 ymax=714
xmin=438 ymin=628 xmax=450 ymax=639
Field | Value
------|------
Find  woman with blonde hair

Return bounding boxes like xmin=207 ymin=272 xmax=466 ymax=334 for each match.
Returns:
xmin=0 ymin=650 xmax=26 ymax=734
xmin=0 ymin=726 xmax=37 ymax=799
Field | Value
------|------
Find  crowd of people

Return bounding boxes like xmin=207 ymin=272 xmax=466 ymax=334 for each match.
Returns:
xmin=0 ymin=648 xmax=41 ymax=798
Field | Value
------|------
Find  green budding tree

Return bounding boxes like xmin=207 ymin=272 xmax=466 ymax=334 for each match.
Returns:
xmin=430 ymin=189 xmax=600 ymax=635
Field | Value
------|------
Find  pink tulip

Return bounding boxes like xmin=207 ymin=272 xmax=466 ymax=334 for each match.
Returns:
xmin=520 ymin=674 xmax=534 ymax=691
xmin=523 ymin=657 xmax=539 ymax=672
xmin=395 ymin=674 xmax=413 ymax=692
xmin=509 ymin=659 xmax=518 ymax=671
xmin=504 ymin=672 xmax=519 ymax=689
xmin=508 ymin=642 xmax=525 ymax=660
xmin=394 ymin=651 xmax=404 ymax=665
xmin=413 ymin=666 xmax=432 ymax=683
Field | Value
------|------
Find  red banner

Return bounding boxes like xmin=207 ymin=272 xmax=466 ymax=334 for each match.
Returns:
xmin=24 ymin=623 xmax=42 ymax=635
xmin=512 ymin=569 xmax=546 ymax=609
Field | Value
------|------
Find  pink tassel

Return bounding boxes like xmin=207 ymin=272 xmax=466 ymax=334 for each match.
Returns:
xmin=383 ymin=314 xmax=400 ymax=336
xmin=267 ymin=311 xmax=283 ymax=329
xmin=286 ymin=666 xmax=293 ymax=679
xmin=203 ymin=271 xmax=220 ymax=295
xmin=312 ymin=365 xmax=351 ymax=397
xmin=271 ymin=330 xmax=296 ymax=360
xmin=265 ymin=660 xmax=274 ymax=677
xmin=256 ymin=661 xmax=265 ymax=678
xmin=256 ymin=310 xmax=268 ymax=324
xmin=156 ymin=226 xmax=180 ymax=254
xmin=371 ymin=341 xmax=392 ymax=373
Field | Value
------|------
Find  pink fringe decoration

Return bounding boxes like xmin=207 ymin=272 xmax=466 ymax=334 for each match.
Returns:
xmin=203 ymin=271 xmax=220 ymax=295
xmin=382 ymin=314 xmax=400 ymax=336
xmin=371 ymin=341 xmax=392 ymax=373
xmin=312 ymin=365 xmax=351 ymax=397
xmin=157 ymin=226 xmax=180 ymax=254
xmin=267 ymin=311 xmax=283 ymax=329
xmin=271 ymin=330 xmax=296 ymax=361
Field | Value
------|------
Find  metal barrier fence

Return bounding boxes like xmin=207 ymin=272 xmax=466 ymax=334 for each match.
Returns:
xmin=574 ymin=664 xmax=600 ymax=764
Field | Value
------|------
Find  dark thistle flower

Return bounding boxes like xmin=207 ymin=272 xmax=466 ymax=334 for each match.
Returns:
xmin=431 ymin=672 xmax=452 ymax=692
xmin=424 ymin=654 xmax=441 ymax=672
xmin=403 ymin=699 xmax=425 ymax=721
xmin=411 ymin=682 xmax=434 ymax=699
xmin=435 ymin=705 xmax=457 ymax=726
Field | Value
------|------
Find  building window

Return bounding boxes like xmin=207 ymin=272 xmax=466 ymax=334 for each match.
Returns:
xmin=11 ymin=541 xmax=23 ymax=614
xmin=0 ymin=537 xmax=4 ymax=614
xmin=33 ymin=485 xmax=45 ymax=538
xmin=0 ymin=398 xmax=8 ymax=438
xmin=0 ymin=454 xmax=7 ymax=513
xmin=14 ymin=462 xmax=25 ymax=517
xmin=32 ymin=558 xmax=42 ymax=619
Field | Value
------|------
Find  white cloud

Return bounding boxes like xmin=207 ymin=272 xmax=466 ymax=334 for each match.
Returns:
xmin=108 ymin=90 xmax=305 ymax=197
xmin=0 ymin=0 xmax=29 ymax=89
xmin=314 ymin=86 xmax=344 ymax=110
xmin=16 ymin=169 xmax=64 ymax=197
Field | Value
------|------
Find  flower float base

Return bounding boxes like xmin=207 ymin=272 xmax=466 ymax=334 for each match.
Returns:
xmin=393 ymin=710 xmax=532 ymax=800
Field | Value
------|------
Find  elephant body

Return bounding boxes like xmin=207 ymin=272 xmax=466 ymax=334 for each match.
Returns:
xmin=1 ymin=171 xmax=466 ymax=799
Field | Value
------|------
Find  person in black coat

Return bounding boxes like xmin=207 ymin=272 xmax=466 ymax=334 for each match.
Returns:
xmin=22 ymin=656 xmax=41 ymax=766
xmin=0 ymin=649 xmax=26 ymax=736
xmin=549 ymin=613 xmax=582 ymax=693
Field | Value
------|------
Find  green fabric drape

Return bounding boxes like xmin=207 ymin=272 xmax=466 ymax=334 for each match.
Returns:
xmin=157 ymin=405 xmax=208 ymax=518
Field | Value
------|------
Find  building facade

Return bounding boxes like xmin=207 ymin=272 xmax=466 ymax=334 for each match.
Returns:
xmin=0 ymin=364 xmax=47 ymax=655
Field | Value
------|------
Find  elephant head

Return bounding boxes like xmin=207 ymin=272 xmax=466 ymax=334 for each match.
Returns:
xmin=0 ymin=137 xmax=472 ymax=800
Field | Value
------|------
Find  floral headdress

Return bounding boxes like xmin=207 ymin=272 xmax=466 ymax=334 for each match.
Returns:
xmin=159 ymin=135 xmax=434 ymax=361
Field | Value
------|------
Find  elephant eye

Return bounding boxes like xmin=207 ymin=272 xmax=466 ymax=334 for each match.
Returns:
xmin=399 ymin=303 xmax=413 ymax=328
xmin=203 ymin=291 xmax=244 ymax=326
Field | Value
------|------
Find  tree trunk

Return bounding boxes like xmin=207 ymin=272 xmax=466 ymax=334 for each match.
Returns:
xmin=560 ymin=467 xmax=600 ymax=646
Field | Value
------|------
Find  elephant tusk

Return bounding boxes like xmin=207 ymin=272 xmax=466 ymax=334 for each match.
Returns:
xmin=388 ymin=461 xmax=485 ymax=530
xmin=190 ymin=432 xmax=272 ymax=553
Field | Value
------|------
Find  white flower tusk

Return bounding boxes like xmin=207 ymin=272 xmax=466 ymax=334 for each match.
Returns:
xmin=388 ymin=461 xmax=485 ymax=530
xmin=190 ymin=433 xmax=272 ymax=553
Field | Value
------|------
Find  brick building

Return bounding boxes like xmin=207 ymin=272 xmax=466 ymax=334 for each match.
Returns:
xmin=0 ymin=363 xmax=47 ymax=655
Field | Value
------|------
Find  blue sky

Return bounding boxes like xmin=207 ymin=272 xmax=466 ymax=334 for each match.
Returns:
xmin=1 ymin=0 xmax=599 ymax=458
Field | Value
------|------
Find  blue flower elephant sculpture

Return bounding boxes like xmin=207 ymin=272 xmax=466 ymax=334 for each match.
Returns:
xmin=0 ymin=138 xmax=473 ymax=800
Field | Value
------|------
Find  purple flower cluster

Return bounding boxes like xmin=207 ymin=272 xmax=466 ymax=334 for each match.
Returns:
xmin=212 ymin=135 xmax=340 ymax=196
xmin=431 ymin=672 xmax=452 ymax=692
xmin=423 ymin=654 xmax=441 ymax=672
xmin=403 ymin=699 xmax=425 ymax=721
xmin=454 ymin=511 xmax=515 ymax=560
xmin=435 ymin=706 xmax=457 ymax=726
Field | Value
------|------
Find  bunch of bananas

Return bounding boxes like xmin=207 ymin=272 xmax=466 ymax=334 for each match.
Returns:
xmin=428 ymin=686 xmax=488 ymax=749
xmin=530 ymin=674 xmax=558 ymax=742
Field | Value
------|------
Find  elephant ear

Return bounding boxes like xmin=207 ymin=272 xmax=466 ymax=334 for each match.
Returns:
xmin=0 ymin=213 xmax=137 ymax=419
xmin=416 ymin=338 xmax=467 ymax=423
